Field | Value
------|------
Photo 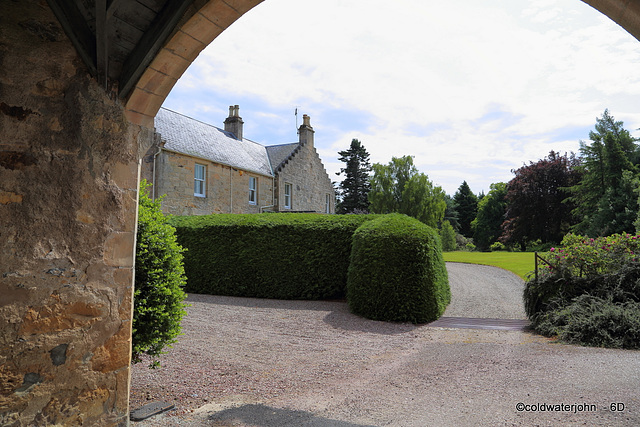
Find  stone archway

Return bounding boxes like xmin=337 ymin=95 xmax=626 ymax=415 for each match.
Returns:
xmin=124 ymin=0 xmax=264 ymax=127
xmin=124 ymin=0 xmax=640 ymax=127
xmin=1 ymin=1 xmax=639 ymax=426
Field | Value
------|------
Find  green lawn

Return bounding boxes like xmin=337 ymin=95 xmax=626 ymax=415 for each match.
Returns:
xmin=442 ymin=251 xmax=537 ymax=280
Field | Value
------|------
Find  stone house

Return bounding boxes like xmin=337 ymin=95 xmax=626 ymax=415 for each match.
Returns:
xmin=142 ymin=106 xmax=335 ymax=215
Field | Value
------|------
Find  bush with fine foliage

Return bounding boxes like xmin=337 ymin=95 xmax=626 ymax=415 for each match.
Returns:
xmin=347 ymin=214 xmax=450 ymax=323
xmin=533 ymin=295 xmax=640 ymax=349
xmin=438 ymin=220 xmax=457 ymax=252
xmin=525 ymin=234 xmax=640 ymax=349
xmin=133 ymin=180 xmax=188 ymax=368
xmin=170 ymin=213 xmax=376 ymax=300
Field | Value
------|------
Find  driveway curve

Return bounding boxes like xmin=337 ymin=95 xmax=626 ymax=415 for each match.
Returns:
xmin=131 ymin=263 xmax=640 ymax=426
xmin=443 ymin=262 xmax=525 ymax=319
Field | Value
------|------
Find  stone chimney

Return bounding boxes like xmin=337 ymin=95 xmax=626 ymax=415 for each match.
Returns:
xmin=224 ymin=105 xmax=243 ymax=140
xmin=298 ymin=114 xmax=314 ymax=147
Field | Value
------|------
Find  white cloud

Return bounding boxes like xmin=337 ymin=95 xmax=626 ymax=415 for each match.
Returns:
xmin=164 ymin=0 xmax=640 ymax=195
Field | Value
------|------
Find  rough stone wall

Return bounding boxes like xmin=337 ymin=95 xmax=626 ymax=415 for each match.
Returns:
xmin=1 ymin=2 xmax=143 ymax=425
xmin=145 ymin=149 xmax=274 ymax=215
xmin=274 ymin=144 xmax=335 ymax=213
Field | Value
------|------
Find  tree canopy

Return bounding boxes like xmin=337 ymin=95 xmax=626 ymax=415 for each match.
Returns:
xmin=453 ymin=181 xmax=478 ymax=238
xmin=336 ymin=138 xmax=372 ymax=214
xmin=500 ymin=151 xmax=579 ymax=250
xmin=567 ymin=110 xmax=640 ymax=236
xmin=359 ymin=110 xmax=640 ymax=248
xmin=368 ymin=155 xmax=446 ymax=228
xmin=472 ymin=182 xmax=507 ymax=251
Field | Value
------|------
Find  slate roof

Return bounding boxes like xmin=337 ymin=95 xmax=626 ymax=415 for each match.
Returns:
xmin=154 ymin=107 xmax=277 ymax=177
xmin=265 ymin=143 xmax=300 ymax=173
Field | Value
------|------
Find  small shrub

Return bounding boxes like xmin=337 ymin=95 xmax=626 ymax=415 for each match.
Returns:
xmin=134 ymin=180 xmax=188 ymax=368
xmin=526 ymin=239 xmax=554 ymax=253
xmin=455 ymin=234 xmax=472 ymax=250
xmin=490 ymin=241 xmax=506 ymax=252
xmin=439 ymin=220 xmax=457 ymax=252
xmin=347 ymin=214 xmax=450 ymax=323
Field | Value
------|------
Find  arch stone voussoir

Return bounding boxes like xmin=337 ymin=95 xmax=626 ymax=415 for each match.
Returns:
xmin=582 ymin=0 xmax=640 ymax=41
xmin=124 ymin=0 xmax=264 ymax=127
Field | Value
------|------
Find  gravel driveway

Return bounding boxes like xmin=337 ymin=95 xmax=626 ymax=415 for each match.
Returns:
xmin=130 ymin=263 xmax=640 ymax=426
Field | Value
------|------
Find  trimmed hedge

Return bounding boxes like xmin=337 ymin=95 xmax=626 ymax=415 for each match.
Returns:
xmin=169 ymin=213 xmax=377 ymax=300
xmin=347 ymin=214 xmax=450 ymax=323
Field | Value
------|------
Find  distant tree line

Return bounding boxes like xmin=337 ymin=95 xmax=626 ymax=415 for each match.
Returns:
xmin=334 ymin=109 xmax=640 ymax=251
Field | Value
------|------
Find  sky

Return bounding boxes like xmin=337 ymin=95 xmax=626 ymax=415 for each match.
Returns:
xmin=162 ymin=0 xmax=640 ymax=196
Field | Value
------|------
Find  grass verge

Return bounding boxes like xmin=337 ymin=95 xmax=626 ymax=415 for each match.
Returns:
xmin=442 ymin=251 xmax=536 ymax=280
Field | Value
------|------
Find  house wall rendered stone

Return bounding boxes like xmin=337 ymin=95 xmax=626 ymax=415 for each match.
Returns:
xmin=149 ymin=150 xmax=274 ymax=215
xmin=0 ymin=2 xmax=143 ymax=425
xmin=274 ymin=144 xmax=335 ymax=214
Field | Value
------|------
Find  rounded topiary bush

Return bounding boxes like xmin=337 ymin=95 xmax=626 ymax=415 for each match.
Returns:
xmin=347 ymin=214 xmax=450 ymax=323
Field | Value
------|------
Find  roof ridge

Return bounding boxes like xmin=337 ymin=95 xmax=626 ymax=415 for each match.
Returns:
xmin=266 ymin=142 xmax=298 ymax=148
xmin=156 ymin=107 xmax=273 ymax=177
xmin=160 ymin=107 xmax=263 ymax=146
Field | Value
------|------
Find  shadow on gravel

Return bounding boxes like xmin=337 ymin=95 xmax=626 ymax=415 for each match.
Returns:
xmin=187 ymin=293 xmax=347 ymax=312
xmin=187 ymin=294 xmax=421 ymax=335
xmin=322 ymin=310 xmax=419 ymax=335
xmin=207 ymin=404 xmax=375 ymax=427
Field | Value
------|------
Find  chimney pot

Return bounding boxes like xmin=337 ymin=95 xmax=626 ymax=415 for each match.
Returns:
xmin=298 ymin=113 xmax=314 ymax=147
xmin=224 ymin=105 xmax=244 ymax=140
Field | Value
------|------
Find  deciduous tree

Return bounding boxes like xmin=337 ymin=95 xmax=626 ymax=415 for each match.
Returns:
xmin=368 ymin=155 xmax=446 ymax=228
xmin=472 ymin=182 xmax=507 ymax=251
xmin=442 ymin=194 xmax=460 ymax=232
xmin=500 ymin=151 xmax=579 ymax=250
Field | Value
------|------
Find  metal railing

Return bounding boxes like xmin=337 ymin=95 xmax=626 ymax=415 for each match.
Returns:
xmin=534 ymin=252 xmax=554 ymax=282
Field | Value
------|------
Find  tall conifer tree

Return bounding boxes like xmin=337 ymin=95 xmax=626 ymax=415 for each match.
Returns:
xmin=568 ymin=110 xmax=639 ymax=236
xmin=336 ymin=139 xmax=372 ymax=214
xmin=453 ymin=181 xmax=478 ymax=238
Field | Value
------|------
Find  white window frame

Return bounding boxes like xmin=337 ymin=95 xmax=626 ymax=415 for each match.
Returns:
xmin=249 ymin=176 xmax=257 ymax=205
xmin=325 ymin=194 xmax=331 ymax=213
xmin=194 ymin=163 xmax=206 ymax=197
xmin=284 ymin=183 xmax=292 ymax=209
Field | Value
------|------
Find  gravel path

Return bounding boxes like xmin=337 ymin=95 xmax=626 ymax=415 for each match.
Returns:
xmin=130 ymin=263 xmax=640 ymax=426
xmin=443 ymin=263 xmax=526 ymax=319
